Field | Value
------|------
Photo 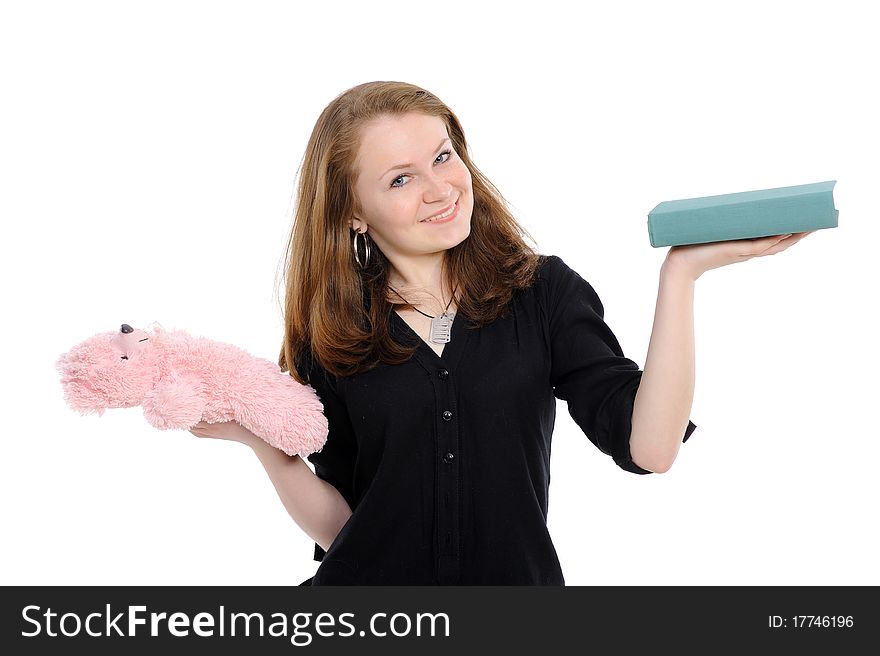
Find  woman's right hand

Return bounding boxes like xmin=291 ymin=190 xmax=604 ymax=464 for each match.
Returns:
xmin=189 ymin=420 xmax=257 ymax=446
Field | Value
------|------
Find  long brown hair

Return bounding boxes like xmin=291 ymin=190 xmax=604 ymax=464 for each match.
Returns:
xmin=277 ymin=81 xmax=542 ymax=382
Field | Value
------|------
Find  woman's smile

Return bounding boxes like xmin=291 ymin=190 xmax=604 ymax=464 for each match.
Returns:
xmin=420 ymin=199 xmax=459 ymax=224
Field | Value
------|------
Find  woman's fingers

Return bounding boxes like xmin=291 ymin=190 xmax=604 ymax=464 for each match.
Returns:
xmin=188 ymin=420 xmax=246 ymax=442
xmin=776 ymin=231 xmax=812 ymax=245
xmin=756 ymin=231 xmax=812 ymax=256
xmin=189 ymin=420 xmax=215 ymax=437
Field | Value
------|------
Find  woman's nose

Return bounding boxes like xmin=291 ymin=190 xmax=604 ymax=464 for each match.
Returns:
xmin=424 ymin=173 xmax=453 ymax=200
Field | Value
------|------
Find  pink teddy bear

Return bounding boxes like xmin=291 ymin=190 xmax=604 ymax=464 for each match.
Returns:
xmin=56 ymin=323 xmax=328 ymax=458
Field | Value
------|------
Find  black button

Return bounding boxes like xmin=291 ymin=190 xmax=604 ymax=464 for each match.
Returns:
xmin=442 ymin=410 xmax=453 ymax=421
xmin=443 ymin=451 xmax=455 ymax=464
xmin=438 ymin=368 xmax=449 ymax=380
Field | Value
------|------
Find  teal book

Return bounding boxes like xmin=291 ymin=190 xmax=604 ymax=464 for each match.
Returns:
xmin=647 ymin=180 xmax=839 ymax=247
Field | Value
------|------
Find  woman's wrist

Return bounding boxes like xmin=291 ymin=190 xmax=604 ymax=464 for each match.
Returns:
xmin=245 ymin=429 xmax=304 ymax=467
xmin=232 ymin=424 xmax=270 ymax=450
xmin=661 ymin=253 xmax=699 ymax=284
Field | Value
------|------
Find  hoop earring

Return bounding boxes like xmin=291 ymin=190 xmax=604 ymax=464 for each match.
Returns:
xmin=353 ymin=228 xmax=371 ymax=268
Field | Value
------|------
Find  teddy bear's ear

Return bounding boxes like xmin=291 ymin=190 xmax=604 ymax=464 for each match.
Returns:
xmin=146 ymin=321 xmax=165 ymax=336
xmin=144 ymin=322 xmax=172 ymax=349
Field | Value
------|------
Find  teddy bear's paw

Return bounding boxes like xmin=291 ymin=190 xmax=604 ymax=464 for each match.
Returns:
xmin=235 ymin=417 xmax=286 ymax=454
xmin=143 ymin=406 xmax=181 ymax=430
xmin=271 ymin=409 xmax=329 ymax=457
xmin=142 ymin=375 xmax=205 ymax=430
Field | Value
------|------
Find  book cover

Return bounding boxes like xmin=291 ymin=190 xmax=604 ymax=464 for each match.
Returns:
xmin=647 ymin=180 xmax=838 ymax=247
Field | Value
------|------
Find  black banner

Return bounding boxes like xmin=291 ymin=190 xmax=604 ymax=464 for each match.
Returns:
xmin=1 ymin=586 xmax=874 ymax=653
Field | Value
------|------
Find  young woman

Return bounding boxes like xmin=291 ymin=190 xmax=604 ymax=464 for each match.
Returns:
xmin=190 ymin=81 xmax=811 ymax=585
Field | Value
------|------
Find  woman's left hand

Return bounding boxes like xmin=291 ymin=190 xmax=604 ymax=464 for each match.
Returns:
xmin=664 ymin=231 xmax=815 ymax=281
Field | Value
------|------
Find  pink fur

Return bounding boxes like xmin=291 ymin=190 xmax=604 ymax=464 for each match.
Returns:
xmin=56 ymin=323 xmax=328 ymax=457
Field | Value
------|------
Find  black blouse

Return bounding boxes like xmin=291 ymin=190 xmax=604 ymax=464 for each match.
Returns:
xmin=295 ymin=254 xmax=696 ymax=585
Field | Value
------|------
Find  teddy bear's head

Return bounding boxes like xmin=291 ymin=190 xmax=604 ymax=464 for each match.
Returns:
xmin=56 ymin=323 xmax=165 ymax=415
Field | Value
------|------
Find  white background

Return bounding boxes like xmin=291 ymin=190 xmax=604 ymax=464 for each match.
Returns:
xmin=2 ymin=0 xmax=877 ymax=587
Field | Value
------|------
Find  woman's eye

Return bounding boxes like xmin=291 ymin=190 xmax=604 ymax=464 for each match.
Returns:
xmin=435 ymin=149 xmax=452 ymax=164
xmin=390 ymin=149 xmax=453 ymax=188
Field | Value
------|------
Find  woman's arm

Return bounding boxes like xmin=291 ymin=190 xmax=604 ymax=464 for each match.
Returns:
xmin=190 ymin=421 xmax=352 ymax=552
xmin=629 ymin=260 xmax=695 ymax=473
xmin=630 ymin=232 xmax=813 ymax=472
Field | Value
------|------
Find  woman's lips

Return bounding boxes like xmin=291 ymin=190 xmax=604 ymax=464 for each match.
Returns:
xmin=421 ymin=200 xmax=459 ymax=224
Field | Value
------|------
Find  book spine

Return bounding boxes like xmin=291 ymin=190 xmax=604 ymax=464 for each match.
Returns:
xmin=648 ymin=189 xmax=837 ymax=247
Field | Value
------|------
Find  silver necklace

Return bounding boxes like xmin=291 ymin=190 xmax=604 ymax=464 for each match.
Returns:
xmin=388 ymin=284 xmax=458 ymax=344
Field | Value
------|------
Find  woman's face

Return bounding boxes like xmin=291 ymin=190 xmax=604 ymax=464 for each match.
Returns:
xmin=351 ymin=112 xmax=473 ymax=265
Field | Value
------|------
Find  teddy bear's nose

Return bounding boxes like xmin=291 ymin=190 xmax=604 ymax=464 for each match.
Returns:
xmin=121 ymin=324 xmax=133 ymax=334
